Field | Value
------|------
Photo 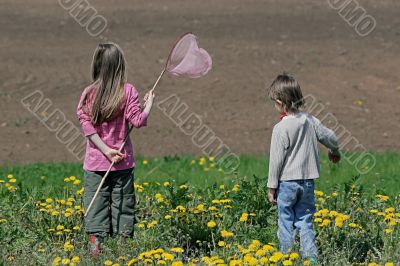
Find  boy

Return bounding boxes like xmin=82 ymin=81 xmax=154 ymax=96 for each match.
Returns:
xmin=267 ymin=73 xmax=340 ymax=260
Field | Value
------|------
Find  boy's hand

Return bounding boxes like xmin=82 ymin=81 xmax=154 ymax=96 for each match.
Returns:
xmin=328 ymin=150 xmax=341 ymax=164
xmin=268 ymin=188 xmax=277 ymax=205
xmin=104 ymin=148 xmax=125 ymax=163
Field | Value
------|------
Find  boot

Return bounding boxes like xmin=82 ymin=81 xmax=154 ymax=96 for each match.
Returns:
xmin=89 ymin=234 xmax=103 ymax=258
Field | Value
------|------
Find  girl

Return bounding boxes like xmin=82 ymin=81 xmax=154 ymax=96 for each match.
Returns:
xmin=77 ymin=43 xmax=155 ymax=257
xmin=266 ymin=73 xmax=340 ymax=261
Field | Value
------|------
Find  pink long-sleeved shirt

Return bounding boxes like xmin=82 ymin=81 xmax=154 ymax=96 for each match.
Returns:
xmin=77 ymin=83 xmax=148 ymax=171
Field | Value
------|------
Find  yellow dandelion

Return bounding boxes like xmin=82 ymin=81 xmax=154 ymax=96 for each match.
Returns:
xmin=7 ymin=185 xmax=17 ymax=191
xmin=239 ymin=213 xmax=249 ymax=222
xmin=76 ymin=187 xmax=84 ymax=195
xmin=255 ymin=249 xmax=267 ymax=257
xmin=314 ymin=218 xmax=322 ymax=223
xmin=376 ymin=194 xmax=389 ymax=202
xmin=229 ymin=259 xmax=243 ymax=266
xmin=319 ymin=219 xmax=331 ymax=227
xmin=384 ymin=228 xmax=393 ymax=234
xmin=349 ymin=223 xmax=358 ymax=228
xmin=220 ymin=230 xmax=234 ymax=238
xmin=385 ymin=207 xmax=395 ymax=213
xmin=63 ymin=241 xmax=74 ymax=251
xmin=52 ymin=257 xmax=61 ymax=266
xmin=147 ymin=220 xmax=158 ymax=229
xmin=243 ymin=255 xmax=257 ymax=265
xmin=269 ymin=252 xmax=284 ymax=262
xmin=56 ymin=225 xmax=65 ymax=230
xmin=314 ymin=190 xmax=324 ymax=196
xmin=61 ymin=258 xmax=70 ymax=265
xmin=289 ymin=252 xmax=299 ymax=260
xmin=207 ymin=220 xmax=217 ymax=228
xmin=262 ymin=244 xmax=274 ymax=251
xmin=162 ymin=252 xmax=174 ymax=261
xmin=170 ymin=247 xmax=184 ymax=253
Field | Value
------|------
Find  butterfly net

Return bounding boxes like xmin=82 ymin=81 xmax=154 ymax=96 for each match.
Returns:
xmin=166 ymin=33 xmax=212 ymax=78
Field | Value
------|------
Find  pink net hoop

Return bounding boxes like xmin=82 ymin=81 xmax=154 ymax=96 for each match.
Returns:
xmin=166 ymin=33 xmax=212 ymax=78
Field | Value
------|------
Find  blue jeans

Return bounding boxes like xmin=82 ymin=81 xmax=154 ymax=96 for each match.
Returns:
xmin=277 ymin=180 xmax=318 ymax=258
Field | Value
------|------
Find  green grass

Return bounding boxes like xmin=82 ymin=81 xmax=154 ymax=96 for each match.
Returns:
xmin=0 ymin=152 xmax=399 ymax=265
xmin=1 ymin=151 xmax=399 ymax=196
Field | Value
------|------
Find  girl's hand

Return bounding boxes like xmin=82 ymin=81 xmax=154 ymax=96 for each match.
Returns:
xmin=268 ymin=188 xmax=277 ymax=205
xmin=104 ymin=148 xmax=125 ymax=163
xmin=144 ymin=89 xmax=155 ymax=107
xmin=328 ymin=150 xmax=341 ymax=164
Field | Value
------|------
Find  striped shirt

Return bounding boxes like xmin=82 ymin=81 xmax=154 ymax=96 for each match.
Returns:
xmin=267 ymin=112 xmax=339 ymax=189
xmin=77 ymin=83 xmax=148 ymax=171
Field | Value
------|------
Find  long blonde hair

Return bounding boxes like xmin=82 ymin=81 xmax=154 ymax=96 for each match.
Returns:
xmin=84 ymin=42 xmax=127 ymax=125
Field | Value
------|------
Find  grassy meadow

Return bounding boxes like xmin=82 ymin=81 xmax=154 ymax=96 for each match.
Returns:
xmin=0 ymin=152 xmax=399 ymax=265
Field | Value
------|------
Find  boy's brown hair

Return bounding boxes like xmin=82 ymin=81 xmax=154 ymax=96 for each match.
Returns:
xmin=268 ymin=73 xmax=305 ymax=112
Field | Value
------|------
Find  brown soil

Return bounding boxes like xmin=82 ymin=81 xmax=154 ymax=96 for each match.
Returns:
xmin=1 ymin=0 xmax=400 ymax=164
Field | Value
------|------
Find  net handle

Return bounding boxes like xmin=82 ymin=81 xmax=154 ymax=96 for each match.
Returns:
xmin=151 ymin=68 xmax=166 ymax=91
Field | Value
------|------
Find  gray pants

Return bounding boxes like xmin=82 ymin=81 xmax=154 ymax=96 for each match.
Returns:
xmin=83 ymin=168 xmax=135 ymax=236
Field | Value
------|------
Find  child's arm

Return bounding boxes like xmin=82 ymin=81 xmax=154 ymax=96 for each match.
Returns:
xmin=77 ymin=91 xmax=124 ymax=163
xmin=125 ymin=86 xmax=155 ymax=128
xmin=88 ymin=134 xmax=124 ymax=163
xmin=268 ymin=188 xmax=277 ymax=204
xmin=76 ymin=91 xmax=97 ymax=137
xmin=143 ymin=89 xmax=155 ymax=116
xmin=267 ymin=127 xmax=289 ymax=190
xmin=312 ymin=117 xmax=341 ymax=163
